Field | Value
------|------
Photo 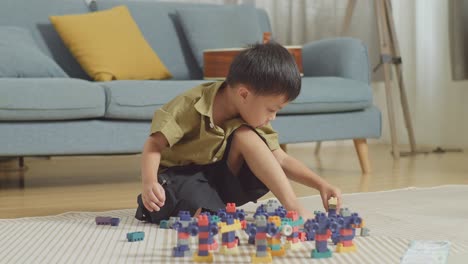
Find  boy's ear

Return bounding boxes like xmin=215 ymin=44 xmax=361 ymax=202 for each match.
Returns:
xmin=237 ymin=85 xmax=250 ymax=101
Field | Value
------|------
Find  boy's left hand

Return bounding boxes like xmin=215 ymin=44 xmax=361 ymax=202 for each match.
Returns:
xmin=319 ymin=183 xmax=342 ymax=212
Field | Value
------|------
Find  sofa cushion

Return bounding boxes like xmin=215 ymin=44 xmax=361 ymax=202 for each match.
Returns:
xmin=280 ymin=77 xmax=373 ymax=115
xmin=0 ymin=26 xmax=68 ymax=78
xmin=102 ymin=78 xmax=371 ymax=120
xmin=95 ymin=2 xmax=271 ymax=80
xmin=176 ymin=5 xmax=263 ymax=70
xmin=0 ymin=78 xmax=105 ymax=121
xmin=50 ymin=6 xmax=172 ymax=81
xmin=102 ymin=80 xmax=208 ymax=120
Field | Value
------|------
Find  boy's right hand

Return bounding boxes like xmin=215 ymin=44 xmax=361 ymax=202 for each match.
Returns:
xmin=142 ymin=181 xmax=166 ymax=212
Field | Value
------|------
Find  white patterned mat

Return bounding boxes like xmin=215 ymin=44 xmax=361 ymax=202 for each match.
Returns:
xmin=1 ymin=185 xmax=468 ymax=264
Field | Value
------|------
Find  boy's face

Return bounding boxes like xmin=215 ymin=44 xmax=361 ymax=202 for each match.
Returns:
xmin=238 ymin=87 xmax=289 ymax=128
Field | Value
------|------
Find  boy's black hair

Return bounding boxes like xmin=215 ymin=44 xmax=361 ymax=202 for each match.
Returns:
xmin=225 ymin=42 xmax=301 ymax=101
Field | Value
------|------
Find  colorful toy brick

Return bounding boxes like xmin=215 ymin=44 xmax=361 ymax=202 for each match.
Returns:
xmin=334 ymin=208 xmax=363 ymax=253
xmin=95 ymin=216 xmax=120 ymax=226
xmin=218 ymin=215 xmax=242 ymax=255
xmin=172 ymin=211 xmax=199 ymax=257
xmin=193 ymin=214 xmax=219 ymax=263
xmin=306 ymin=212 xmax=334 ymax=259
xmin=267 ymin=216 xmax=291 ymax=257
xmin=249 ymin=200 xmax=287 ymax=245
xmin=127 ymin=231 xmax=144 ymax=242
xmin=283 ymin=211 xmax=304 ymax=250
xmin=254 ymin=200 xmax=287 ymax=219
xmin=246 ymin=215 xmax=279 ymax=263
xmin=217 ymin=203 xmax=247 ymax=229
xmin=360 ymin=227 xmax=370 ymax=237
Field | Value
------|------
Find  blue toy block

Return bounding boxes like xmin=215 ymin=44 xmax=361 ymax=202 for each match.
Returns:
xmin=248 ymin=236 xmax=255 ymax=245
xmin=198 ymin=250 xmax=209 ymax=256
xmin=110 ymin=218 xmax=120 ymax=226
xmin=316 ymin=241 xmax=328 ymax=252
xmin=222 ymin=232 xmax=236 ymax=242
xmin=257 ymin=245 xmax=268 ymax=252
xmin=173 ymin=245 xmax=191 ymax=257
xmin=178 ymin=211 xmax=192 ymax=221
xmin=127 ymin=231 xmax=145 ymax=242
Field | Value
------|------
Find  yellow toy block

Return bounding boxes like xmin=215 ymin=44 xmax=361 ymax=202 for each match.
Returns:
xmin=218 ymin=219 xmax=242 ymax=233
xmin=270 ymin=247 xmax=286 ymax=257
xmin=193 ymin=252 xmax=213 ymax=263
xmin=268 ymin=216 xmax=281 ymax=227
xmin=251 ymin=253 xmax=273 ymax=263
xmin=219 ymin=245 xmax=240 ymax=255
xmin=328 ymin=197 xmax=338 ymax=209
xmin=336 ymin=243 xmax=357 ymax=253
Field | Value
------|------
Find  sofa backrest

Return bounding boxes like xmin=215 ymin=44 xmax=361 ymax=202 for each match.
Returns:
xmin=0 ymin=0 xmax=271 ymax=80
xmin=0 ymin=0 xmax=91 ymax=80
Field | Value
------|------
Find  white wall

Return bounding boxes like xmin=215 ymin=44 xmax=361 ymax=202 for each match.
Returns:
xmin=373 ymin=0 xmax=468 ymax=148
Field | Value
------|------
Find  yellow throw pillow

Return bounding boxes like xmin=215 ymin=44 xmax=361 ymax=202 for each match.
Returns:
xmin=50 ymin=6 xmax=172 ymax=81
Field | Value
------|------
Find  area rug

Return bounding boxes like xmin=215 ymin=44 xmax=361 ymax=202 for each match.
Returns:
xmin=1 ymin=185 xmax=468 ymax=263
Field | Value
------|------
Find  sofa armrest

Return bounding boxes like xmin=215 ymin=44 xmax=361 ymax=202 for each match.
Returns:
xmin=302 ymin=37 xmax=370 ymax=84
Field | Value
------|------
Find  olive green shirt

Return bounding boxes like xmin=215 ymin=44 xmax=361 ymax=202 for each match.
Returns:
xmin=150 ymin=81 xmax=280 ymax=168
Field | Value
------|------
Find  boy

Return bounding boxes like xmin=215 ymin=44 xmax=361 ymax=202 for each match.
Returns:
xmin=135 ymin=42 xmax=341 ymax=223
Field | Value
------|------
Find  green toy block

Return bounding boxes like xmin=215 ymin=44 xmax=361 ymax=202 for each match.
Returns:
xmin=311 ymin=249 xmax=332 ymax=259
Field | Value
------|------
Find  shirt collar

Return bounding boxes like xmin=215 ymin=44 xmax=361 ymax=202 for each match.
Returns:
xmin=194 ymin=81 xmax=225 ymax=118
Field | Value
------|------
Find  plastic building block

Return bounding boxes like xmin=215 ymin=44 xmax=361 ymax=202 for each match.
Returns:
xmin=360 ymin=227 xmax=370 ymax=237
xmin=283 ymin=211 xmax=304 ymax=251
xmin=110 ymin=218 xmax=120 ymax=226
xmin=306 ymin=212 xmax=333 ymax=259
xmin=127 ymin=231 xmax=144 ymax=242
xmin=193 ymin=213 xmax=219 ymax=263
xmin=95 ymin=216 xmax=120 ymax=226
xmin=246 ymin=215 xmax=279 ymax=263
xmin=159 ymin=220 xmax=169 ymax=229
xmin=172 ymin=211 xmax=198 ymax=257
xmin=311 ymin=249 xmax=332 ymax=259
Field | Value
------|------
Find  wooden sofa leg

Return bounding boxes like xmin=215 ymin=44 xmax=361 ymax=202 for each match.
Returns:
xmin=353 ymin=139 xmax=371 ymax=174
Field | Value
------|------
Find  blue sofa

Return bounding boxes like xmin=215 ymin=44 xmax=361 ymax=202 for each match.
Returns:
xmin=0 ymin=0 xmax=381 ymax=173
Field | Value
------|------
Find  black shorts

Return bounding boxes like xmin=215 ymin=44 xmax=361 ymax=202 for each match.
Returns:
xmin=135 ymin=136 xmax=269 ymax=224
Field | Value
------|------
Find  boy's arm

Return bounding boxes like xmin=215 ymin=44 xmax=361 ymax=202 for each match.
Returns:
xmin=272 ymin=148 xmax=342 ymax=211
xmin=141 ymin=132 xmax=169 ymax=212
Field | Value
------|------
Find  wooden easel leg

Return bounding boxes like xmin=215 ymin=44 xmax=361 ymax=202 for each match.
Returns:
xmin=384 ymin=0 xmax=417 ymax=153
xmin=375 ymin=0 xmax=400 ymax=159
xmin=353 ymin=139 xmax=371 ymax=174
xmin=341 ymin=0 xmax=357 ymax=35
xmin=383 ymin=65 xmax=400 ymax=159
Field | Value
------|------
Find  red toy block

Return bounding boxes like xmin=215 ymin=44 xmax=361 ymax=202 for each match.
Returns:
xmin=198 ymin=244 xmax=211 ymax=251
xmin=198 ymin=215 xmax=209 ymax=226
xmin=286 ymin=211 xmax=299 ymax=221
xmin=198 ymin=232 xmax=210 ymax=239
xmin=339 ymin=228 xmax=353 ymax=236
xmin=226 ymin=203 xmax=236 ymax=213
xmin=299 ymin=232 xmax=306 ymax=241
xmin=255 ymin=233 xmax=267 ymax=240
xmin=178 ymin=232 xmax=190 ymax=239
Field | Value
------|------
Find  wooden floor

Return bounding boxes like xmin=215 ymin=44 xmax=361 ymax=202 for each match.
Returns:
xmin=1 ymin=143 xmax=467 ymax=218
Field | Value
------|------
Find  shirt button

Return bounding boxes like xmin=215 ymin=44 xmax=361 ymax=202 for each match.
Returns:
xmin=209 ymin=123 xmax=214 ymax=129
xmin=212 ymin=157 xmax=218 ymax=162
